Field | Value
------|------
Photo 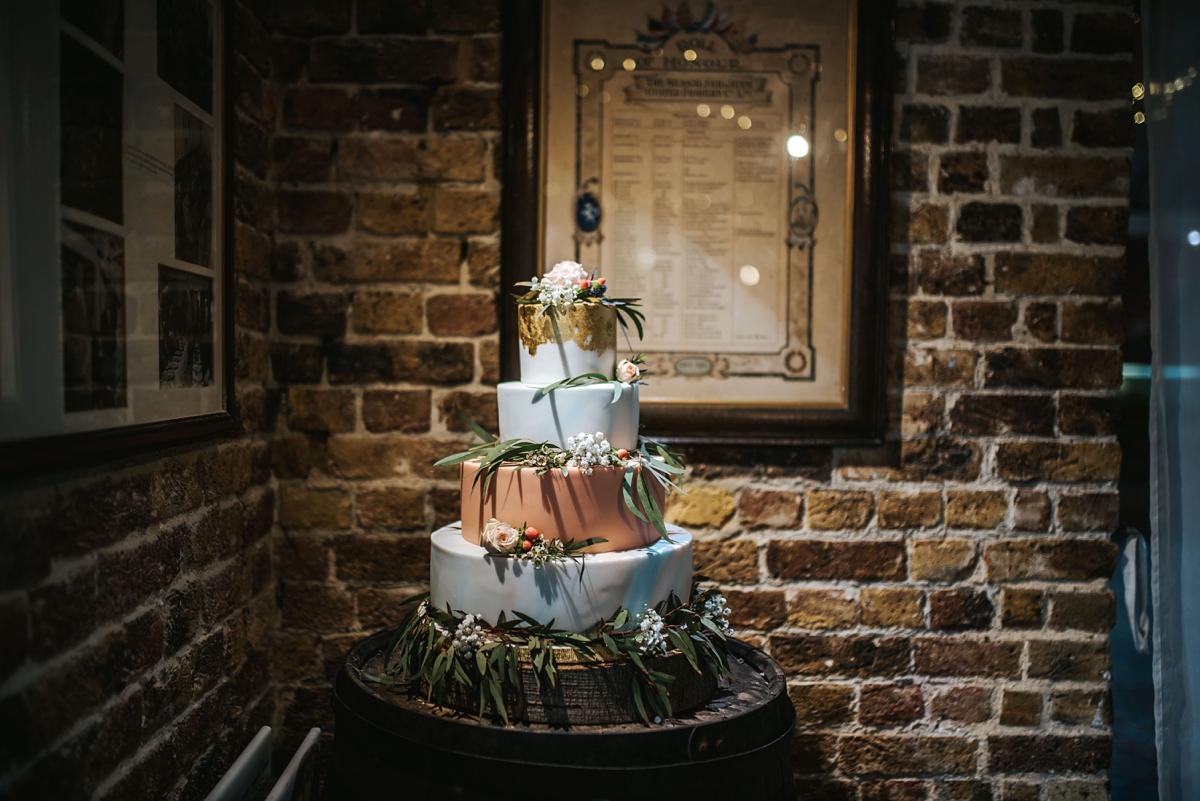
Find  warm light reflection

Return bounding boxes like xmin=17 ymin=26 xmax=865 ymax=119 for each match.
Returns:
xmin=696 ymin=103 xmax=711 ymax=117
xmin=739 ymin=265 xmax=760 ymax=286
xmin=1135 ymin=111 xmax=1146 ymax=124
xmin=590 ymin=56 xmax=605 ymax=70
xmin=720 ymin=105 xmax=735 ymax=119
xmin=737 ymin=116 xmax=752 ymax=129
xmin=1133 ymin=82 xmax=1145 ymax=100
xmin=787 ymin=135 xmax=810 ymax=158
xmin=834 ymin=128 xmax=848 ymax=142
xmin=1188 ymin=231 xmax=1200 ymax=247
xmin=623 ymin=58 xmax=637 ymax=71
xmin=684 ymin=49 xmax=697 ymax=61
xmin=576 ymin=84 xmax=589 ymax=97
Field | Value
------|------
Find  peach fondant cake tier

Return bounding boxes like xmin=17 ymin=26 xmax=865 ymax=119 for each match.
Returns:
xmin=459 ymin=460 xmax=667 ymax=553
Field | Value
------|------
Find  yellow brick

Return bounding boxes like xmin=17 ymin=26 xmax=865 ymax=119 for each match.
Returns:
xmin=861 ymin=588 xmax=925 ymax=628
xmin=666 ymin=485 xmax=735 ymax=528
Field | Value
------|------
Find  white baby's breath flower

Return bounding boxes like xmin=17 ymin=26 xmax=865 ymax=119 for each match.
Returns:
xmin=616 ymin=359 xmax=640 ymax=384
xmin=482 ymin=518 xmax=521 ymax=554
xmin=452 ymin=613 xmax=486 ymax=657
xmin=531 ymin=279 xmax=577 ymax=312
xmin=634 ymin=607 xmax=668 ymax=656
xmin=702 ymin=595 xmax=734 ymax=635
xmin=566 ymin=431 xmax=617 ymax=474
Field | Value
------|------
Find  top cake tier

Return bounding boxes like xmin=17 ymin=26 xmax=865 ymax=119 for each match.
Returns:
xmin=517 ymin=303 xmax=617 ymax=386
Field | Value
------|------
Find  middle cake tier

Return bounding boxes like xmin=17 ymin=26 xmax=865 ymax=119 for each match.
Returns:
xmin=496 ymin=380 xmax=638 ymax=451
xmin=460 ymin=460 xmax=666 ymax=553
xmin=431 ymin=524 xmax=692 ymax=631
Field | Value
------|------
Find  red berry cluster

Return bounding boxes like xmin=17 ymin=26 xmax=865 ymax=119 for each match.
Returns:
xmin=521 ymin=526 xmax=540 ymax=552
xmin=579 ymin=276 xmax=607 ymax=297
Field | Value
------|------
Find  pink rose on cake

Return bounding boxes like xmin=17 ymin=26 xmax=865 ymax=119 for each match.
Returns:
xmin=543 ymin=260 xmax=588 ymax=288
xmin=482 ymin=518 xmax=521 ymax=553
xmin=616 ymin=359 xmax=640 ymax=384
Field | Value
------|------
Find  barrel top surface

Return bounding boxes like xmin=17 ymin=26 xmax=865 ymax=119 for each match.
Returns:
xmin=335 ymin=630 xmax=795 ymax=768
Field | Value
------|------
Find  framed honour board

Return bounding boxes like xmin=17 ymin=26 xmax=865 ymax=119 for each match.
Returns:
xmin=500 ymin=0 xmax=894 ymax=448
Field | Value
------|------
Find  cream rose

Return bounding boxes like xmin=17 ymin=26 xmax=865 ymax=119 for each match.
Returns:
xmin=544 ymin=260 xmax=588 ymax=287
xmin=616 ymin=359 xmax=640 ymax=384
xmin=482 ymin=518 xmax=521 ymax=553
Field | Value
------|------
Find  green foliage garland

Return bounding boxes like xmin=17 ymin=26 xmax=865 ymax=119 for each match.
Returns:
xmin=371 ymin=576 xmax=734 ymax=725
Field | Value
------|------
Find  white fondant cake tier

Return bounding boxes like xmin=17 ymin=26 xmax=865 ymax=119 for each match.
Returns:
xmin=497 ymin=380 xmax=638 ymax=450
xmin=519 ymin=337 xmax=617 ymax=386
xmin=517 ymin=304 xmax=617 ymax=385
xmin=430 ymin=524 xmax=692 ymax=632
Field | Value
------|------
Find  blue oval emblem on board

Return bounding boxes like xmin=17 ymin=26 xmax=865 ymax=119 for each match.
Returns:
xmin=675 ymin=356 xmax=713 ymax=376
xmin=575 ymin=192 xmax=601 ymax=233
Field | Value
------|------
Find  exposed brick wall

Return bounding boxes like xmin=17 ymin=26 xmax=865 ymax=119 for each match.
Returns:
xmin=264 ymin=0 xmax=502 ymax=757
xmin=0 ymin=4 xmax=279 ymax=798
xmin=267 ymin=0 xmax=1133 ymax=796
xmin=740 ymin=3 xmax=1128 ymax=798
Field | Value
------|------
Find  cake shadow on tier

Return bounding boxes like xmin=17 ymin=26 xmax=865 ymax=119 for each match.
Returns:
xmin=459 ymin=462 xmax=667 ymax=553
xmin=497 ymin=380 xmax=639 ymax=451
xmin=516 ymin=302 xmax=617 ymax=385
xmin=431 ymin=524 xmax=692 ymax=632
xmin=327 ymin=630 xmax=797 ymax=801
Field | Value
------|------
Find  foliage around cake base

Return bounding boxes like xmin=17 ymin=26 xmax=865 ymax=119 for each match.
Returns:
xmin=418 ymin=645 xmax=719 ymax=725
xmin=370 ymin=577 xmax=735 ymax=726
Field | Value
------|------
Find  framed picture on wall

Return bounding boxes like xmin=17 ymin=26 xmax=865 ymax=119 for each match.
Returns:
xmin=500 ymin=0 xmax=894 ymax=447
xmin=0 ymin=0 xmax=233 ymax=475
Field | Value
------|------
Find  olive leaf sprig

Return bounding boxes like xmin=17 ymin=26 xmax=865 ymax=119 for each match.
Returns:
xmin=536 ymin=352 xmax=650 ymax=404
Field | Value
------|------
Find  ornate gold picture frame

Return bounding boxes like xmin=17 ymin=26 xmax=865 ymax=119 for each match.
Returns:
xmin=501 ymin=0 xmax=894 ymax=447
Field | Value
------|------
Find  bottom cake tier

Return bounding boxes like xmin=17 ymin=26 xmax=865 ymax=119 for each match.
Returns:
xmin=430 ymin=523 xmax=692 ymax=632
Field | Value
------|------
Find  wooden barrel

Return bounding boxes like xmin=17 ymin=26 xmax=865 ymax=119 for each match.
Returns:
xmin=325 ymin=631 xmax=796 ymax=801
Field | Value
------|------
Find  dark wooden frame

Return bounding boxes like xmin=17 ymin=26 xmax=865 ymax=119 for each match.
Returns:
xmin=0 ymin=1 xmax=236 ymax=478
xmin=501 ymin=0 xmax=894 ymax=449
